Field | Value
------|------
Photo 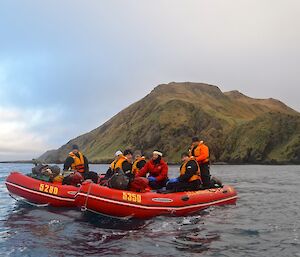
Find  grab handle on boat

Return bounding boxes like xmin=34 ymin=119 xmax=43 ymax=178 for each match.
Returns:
xmin=81 ymin=182 xmax=92 ymax=212
xmin=181 ymin=195 xmax=190 ymax=201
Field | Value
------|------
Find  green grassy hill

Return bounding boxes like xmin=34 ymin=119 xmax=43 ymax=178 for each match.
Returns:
xmin=39 ymin=82 xmax=300 ymax=164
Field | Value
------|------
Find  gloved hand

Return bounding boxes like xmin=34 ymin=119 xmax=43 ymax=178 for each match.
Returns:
xmin=148 ymin=176 xmax=156 ymax=182
xmin=168 ymin=178 xmax=179 ymax=183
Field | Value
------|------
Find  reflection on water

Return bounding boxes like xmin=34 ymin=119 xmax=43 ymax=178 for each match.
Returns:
xmin=0 ymin=163 xmax=300 ymax=257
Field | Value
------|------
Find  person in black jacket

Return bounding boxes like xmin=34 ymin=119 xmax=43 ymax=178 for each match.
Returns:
xmin=63 ymin=145 xmax=98 ymax=183
xmin=119 ymin=149 xmax=134 ymax=180
xmin=166 ymin=152 xmax=202 ymax=192
xmin=63 ymin=145 xmax=89 ymax=173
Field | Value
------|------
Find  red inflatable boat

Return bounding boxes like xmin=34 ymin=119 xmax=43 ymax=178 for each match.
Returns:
xmin=5 ymin=172 xmax=78 ymax=207
xmin=6 ymin=172 xmax=237 ymax=219
xmin=76 ymin=181 xmax=238 ymax=219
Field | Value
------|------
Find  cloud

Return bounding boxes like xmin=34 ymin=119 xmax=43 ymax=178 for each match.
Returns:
xmin=0 ymin=106 xmax=65 ymax=161
xmin=0 ymin=0 xmax=299 ymax=160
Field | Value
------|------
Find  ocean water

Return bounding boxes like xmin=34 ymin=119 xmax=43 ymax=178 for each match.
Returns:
xmin=0 ymin=163 xmax=299 ymax=257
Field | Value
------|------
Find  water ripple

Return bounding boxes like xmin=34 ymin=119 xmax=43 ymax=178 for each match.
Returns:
xmin=0 ymin=164 xmax=299 ymax=257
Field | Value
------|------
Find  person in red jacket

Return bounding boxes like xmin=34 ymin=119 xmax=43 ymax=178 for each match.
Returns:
xmin=137 ymin=151 xmax=168 ymax=189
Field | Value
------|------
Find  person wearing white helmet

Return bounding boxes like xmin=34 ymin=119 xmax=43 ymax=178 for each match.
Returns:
xmin=103 ymin=150 xmax=123 ymax=180
xmin=103 ymin=149 xmax=134 ymax=181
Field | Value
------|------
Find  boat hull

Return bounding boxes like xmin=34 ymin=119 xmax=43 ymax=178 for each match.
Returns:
xmin=76 ymin=181 xmax=237 ymax=219
xmin=6 ymin=172 xmax=238 ymax=218
xmin=5 ymin=172 xmax=78 ymax=207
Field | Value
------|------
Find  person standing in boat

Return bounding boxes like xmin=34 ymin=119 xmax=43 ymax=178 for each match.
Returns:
xmin=189 ymin=136 xmax=211 ymax=188
xmin=63 ymin=144 xmax=100 ymax=183
xmin=166 ymin=152 xmax=202 ymax=192
xmin=137 ymin=151 xmax=168 ymax=189
xmin=63 ymin=144 xmax=89 ymax=174
xmin=132 ymin=151 xmax=146 ymax=175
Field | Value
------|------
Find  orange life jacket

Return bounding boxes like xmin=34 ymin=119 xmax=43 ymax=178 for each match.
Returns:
xmin=180 ymin=157 xmax=201 ymax=182
xmin=110 ymin=155 xmax=127 ymax=172
xmin=69 ymin=151 xmax=85 ymax=173
xmin=189 ymin=141 xmax=209 ymax=164
xmin=132 ymin=156 xmax=146 ymax=174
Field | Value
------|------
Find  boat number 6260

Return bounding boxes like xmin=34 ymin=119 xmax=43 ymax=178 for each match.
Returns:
xmin=39 ymin=183 xmax=58 ymax=195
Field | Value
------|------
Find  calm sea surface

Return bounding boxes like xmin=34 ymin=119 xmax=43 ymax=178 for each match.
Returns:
xmin=0 ymin=163 xmax=299 ymax=257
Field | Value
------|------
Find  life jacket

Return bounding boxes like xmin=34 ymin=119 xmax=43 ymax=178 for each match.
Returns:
xmin=190 ymin=141 xmax=209 ymax=164
xmin=110 ymin=159 xmax=118 ymax=170
xmin=180 ymin=157 xmax=201 ymax=182
xmin=110 ymin=155 xmax=127 ymax=172
xmin=132 ymin=156 xmax=146 ymax=174
xmin=69 ymin=151 xmax=85 ymax=173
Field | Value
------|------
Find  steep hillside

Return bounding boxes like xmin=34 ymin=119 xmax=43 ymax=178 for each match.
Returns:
xmin=39 ymin=82 xmax=300 ymax=164
xmin=221 ymin=112 xmax=300 ymax=163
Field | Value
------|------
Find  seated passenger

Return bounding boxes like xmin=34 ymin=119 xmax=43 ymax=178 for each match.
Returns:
xmin=132 ymin=151 xmax=146 ymax=175
xmin=104 ymin=150 xmax=124 ymax=180
xmin=137 ymin=151 xmax=168 ymax=189
xmin=119 ymin=149 xmax=134 ymax=180
xmin=106 ymin=149 xmax=134 ymax=190
xmin=166 ymin=152 xmax=201 ymax=192
xmin=104 ymin=149 xmax=134 ymax=181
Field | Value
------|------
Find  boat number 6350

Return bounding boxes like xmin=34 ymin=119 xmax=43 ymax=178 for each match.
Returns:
xmin=122 ymin=192 xmax=142 ymax=203
xmin=39 ymin=183 xmax=58 ymax=195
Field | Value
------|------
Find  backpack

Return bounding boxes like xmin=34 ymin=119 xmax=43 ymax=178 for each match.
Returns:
xmin=129 ymin=177 xmax=149 ymax=192
xmin=32 ymin=164 xmax=48 ymax=175
xmin=31 ymin=164 xmax=61 ymax=181
xmin=84 ymin=171 xmax=99 ymax=183
xmin=108 ymin=169 xmax=129 ymax=190
xmin=62 ymin=172 xmax=84 ymax=186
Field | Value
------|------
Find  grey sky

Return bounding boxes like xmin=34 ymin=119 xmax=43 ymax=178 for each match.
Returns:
xmin=0 ymin=0 xmax=299 ymax=160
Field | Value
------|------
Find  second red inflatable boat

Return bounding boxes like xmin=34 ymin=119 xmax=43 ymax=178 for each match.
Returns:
xmin=76 ymin=181 xmax=237 ymax=219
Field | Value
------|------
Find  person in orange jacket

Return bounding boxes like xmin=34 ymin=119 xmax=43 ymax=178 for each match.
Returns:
xmin=189 ymin=137 xmax=211 ymax=188
xmin=137 ymin=151 xmax=168 ymax=189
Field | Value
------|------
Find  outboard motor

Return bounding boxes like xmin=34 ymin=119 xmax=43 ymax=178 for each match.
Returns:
xmin=210 ymin=176 xmax=223 ymax=188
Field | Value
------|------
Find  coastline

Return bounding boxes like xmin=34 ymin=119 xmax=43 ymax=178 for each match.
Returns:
xmin=1 ymin=161 xmax=299 ymax=165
